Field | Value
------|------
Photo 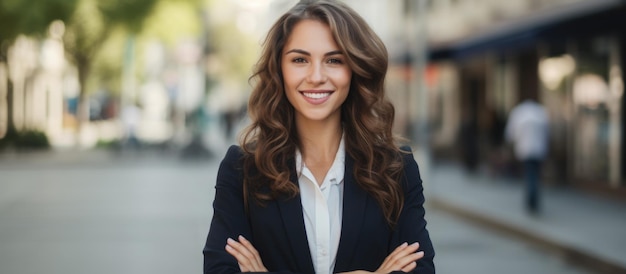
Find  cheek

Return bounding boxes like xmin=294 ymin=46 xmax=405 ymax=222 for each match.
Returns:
xmin=282 ymin=69 xmax=298 ymax=104
xmin=338 ymin=70 xmax=352 ymax=89
xmin=336 ymin=73 xmax=352 ymax=99
xmin=281 ymin=66 xmax=299 ymax=90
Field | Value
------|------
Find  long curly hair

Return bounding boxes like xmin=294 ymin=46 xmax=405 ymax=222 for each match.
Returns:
xmin=240 ymin=0 xmax=406 ymax=227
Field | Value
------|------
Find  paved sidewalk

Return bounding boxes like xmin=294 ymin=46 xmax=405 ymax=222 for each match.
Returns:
xmin=0 ymin=146 xmax=214 ymax=169
xmin=426 ymin=163 xmax=626 ymax=274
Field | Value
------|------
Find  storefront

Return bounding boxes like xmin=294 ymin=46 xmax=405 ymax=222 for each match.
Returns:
xmin=426 ymin=1 xmax=626 ymax=194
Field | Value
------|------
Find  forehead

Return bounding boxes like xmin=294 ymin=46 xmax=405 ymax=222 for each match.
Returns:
xmin=283 ymin=19 xmax=340 ymax=52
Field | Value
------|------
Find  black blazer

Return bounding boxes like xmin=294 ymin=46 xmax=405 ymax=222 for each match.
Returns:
xmin=203 ymin=145 xmax=435 ymax=274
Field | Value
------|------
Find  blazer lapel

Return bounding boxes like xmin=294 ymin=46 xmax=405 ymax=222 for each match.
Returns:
xmin=276 ymin=159 xmax=315 ymax=273
xmin=334 ymin=155 xmax=367 ymax=270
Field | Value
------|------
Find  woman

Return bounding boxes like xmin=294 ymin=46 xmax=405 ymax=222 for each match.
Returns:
xmin=203 ymin=1 xmax=435 ymax=273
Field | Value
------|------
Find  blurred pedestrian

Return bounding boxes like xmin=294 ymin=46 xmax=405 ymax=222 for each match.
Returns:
xmin=120 ymin=103 xmax=141 ymax=151
xmin=504 ymin=96 xmax=549 ymax=214
xmin=202 ymin=1 xmax=435 ymax=273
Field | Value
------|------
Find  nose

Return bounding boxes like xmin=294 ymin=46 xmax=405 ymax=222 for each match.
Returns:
xmin=306 ymin=63 xmax=327 ymax=84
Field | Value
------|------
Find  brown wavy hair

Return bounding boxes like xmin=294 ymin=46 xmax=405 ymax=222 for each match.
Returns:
xmin=240 ymin=0 xmax=406 ymax=226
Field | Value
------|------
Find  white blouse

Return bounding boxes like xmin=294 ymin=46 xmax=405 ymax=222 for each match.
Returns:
xmin=295 ymin=137 xmax=345 ymax=274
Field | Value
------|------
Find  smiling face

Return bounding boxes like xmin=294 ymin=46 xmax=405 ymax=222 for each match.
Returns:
xmin=281 ymin=19 xmax=352 ymax=126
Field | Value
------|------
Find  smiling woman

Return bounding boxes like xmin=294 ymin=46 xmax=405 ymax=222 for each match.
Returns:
xmin=202 ymin=1 xmax=435 ymax=273
xmin=282 ymin=19 xmax=351 ymax=125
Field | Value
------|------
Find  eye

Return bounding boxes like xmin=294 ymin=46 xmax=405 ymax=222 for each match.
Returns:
xmin=327 ymin=58 xmax=343 ymax=64
xmin=292 ymin=57 xmax=307 ymax=63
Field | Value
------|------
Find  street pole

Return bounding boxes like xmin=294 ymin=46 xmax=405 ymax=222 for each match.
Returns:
xmin=407 ymin=0 xmax=431 ymax=183
xmin=180 ymin=7 xmax=213 ymax=160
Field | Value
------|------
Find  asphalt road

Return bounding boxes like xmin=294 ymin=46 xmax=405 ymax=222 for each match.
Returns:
xmin=0 ymin=150 xmax=595 ymax=274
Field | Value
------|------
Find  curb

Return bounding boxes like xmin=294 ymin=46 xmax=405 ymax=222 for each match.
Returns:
xmin=429 ymin=197 xmax=626 ymax=274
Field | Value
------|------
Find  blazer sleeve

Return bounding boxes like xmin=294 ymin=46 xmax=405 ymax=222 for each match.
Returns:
xmin=202 ymin=145 xmax=305 ymax=274
xmin=390 ymin=147 xmax=435 ymax=274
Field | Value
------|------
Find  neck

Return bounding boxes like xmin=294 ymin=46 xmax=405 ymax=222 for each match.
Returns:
xmin=296 ymin=118 xmax=343 ymax=163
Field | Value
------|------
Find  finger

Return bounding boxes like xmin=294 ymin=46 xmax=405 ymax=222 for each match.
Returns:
xmin=382 ymin=242 xmax=419 ymax=267
xmin=226 ymin=238 xmax=258 ymax=270
xmin=238 ymin=235 xmax=267 ymax=271
xmin=238 ymin=236 xmax=264 ymax=267
xmin=225 ymin=243 xmax=248 ymax=268
xmin=401 ymin=261 xmax=417 ymax=272
xmin=381 ymin=242 xmax=408 ymax=265
xmin=392 ymin=242 xmax=420 ymax=260
xmin=390 ymin=242 xmax=409 ymax=256
xmin=390 ymin=242 xmax=419 ymax=260
xmin=380 ymin=243 xmax=422 ymax=272
xmin=227 ymin=237 xmax=266 ymax=271
xmin=238 ymin=262 xmax=249 ymax=272
xmin=394 ymin=250 xmax=424 ymax=269
xmin=225 ymin=241 xmax=249 ymax=266
xmin=379 ymin=243 xmax=409 ymax=271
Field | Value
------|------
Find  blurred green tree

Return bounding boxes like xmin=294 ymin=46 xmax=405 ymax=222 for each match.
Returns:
xmin=0 ymin=0 xmax=77 ymax=44
xmin=93 ymin=0 xmax=203 ymax=97
xmin=0 ymin=0 xmax=78 ymax=140
xmin=1 ymin=0 xmax=206 ymax=146
xmin=63 ymin=0 xmax=158 ymax=129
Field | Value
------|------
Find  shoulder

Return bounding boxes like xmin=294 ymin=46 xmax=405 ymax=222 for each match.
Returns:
xmin=399 ymin=145 xmax=412 ymax=154
xmin=397 ymin=145 xmax=421 ymax=178
xmin=398 ymin=145 xmax=416 ymax=163
xmin=214 ymin=145 xmax=248 ymax=191
xmin=218 ymin=145 xmax=245 ymax=173
xmin=394 ymin=146 xmax=424 ymax=198
xmin=224 ymin=145 xmax=244 ymax=161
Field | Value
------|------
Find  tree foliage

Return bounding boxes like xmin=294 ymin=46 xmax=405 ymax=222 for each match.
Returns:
xmin=62 ymin=0 xmax=159 ymax=123
xmin=0 ymin=0 xmax=78 ymax=40
xmin=141 ymin=0 xmax=203 ymax=46
xmin=0 ymin=0 xmax=77 ymax=61
xmin=64 ymin=0 xmax=158 ymax=62
xmin=98 ymin=0 xmax=160 ymax=34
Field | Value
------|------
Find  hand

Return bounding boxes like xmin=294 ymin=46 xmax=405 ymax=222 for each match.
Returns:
xmin=376 ymin=242 xmax=424 ymax=273
xmin=338 ymin=243 xmax=424 ymax=274
xmin=225 ymin=235 xmax=268 ymax=272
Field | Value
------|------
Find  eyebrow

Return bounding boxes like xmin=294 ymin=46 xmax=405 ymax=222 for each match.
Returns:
xmin=284 ymin=49 xmax=343 ymax=56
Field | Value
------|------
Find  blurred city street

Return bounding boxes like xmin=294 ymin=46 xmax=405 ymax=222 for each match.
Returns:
xmin=426 ymin=161 xmax=626 ymax=274
xmin=2 ymin=0 xmax=626 ymax=273
xmin=0 ymin=149 xmax=216 ymax=274
xmin=0 ymin=147 xmax=611 ymax=274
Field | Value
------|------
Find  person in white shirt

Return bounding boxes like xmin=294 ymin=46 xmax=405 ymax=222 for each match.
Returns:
xmin=203 ymin=1 xmax=435 ymax=273
xmin=505 ymin=97 xmax=550 ymax=214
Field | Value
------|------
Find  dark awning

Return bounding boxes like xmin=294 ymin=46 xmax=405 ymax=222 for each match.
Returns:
xmin=428 ymin=0 xmax=626 ymax=60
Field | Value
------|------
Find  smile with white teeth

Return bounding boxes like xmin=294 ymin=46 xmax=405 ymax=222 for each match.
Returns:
xmin=302 ymin=92 xmax=331 ymax=99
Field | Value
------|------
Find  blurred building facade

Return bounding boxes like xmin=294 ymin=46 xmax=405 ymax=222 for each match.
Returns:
xmin=3 ymin=0 xmax=624 ymax=200
xmin=0 ymin=1 xmax=233 ymax=151
xmin=424 ymin=0 xmax=626 ymax=196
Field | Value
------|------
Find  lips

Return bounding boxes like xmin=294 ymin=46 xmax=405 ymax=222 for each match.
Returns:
xmin=300 ymin=90 xmax=333 ymax=105
xmin=302 ymin=92 xmax=331 ymax=99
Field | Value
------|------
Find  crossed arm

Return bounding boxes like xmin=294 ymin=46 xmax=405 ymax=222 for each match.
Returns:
xmin=226 ymin=235 xmax=425 ymax=273
xmin=204 ymin=146 xmax=434 ymax=273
